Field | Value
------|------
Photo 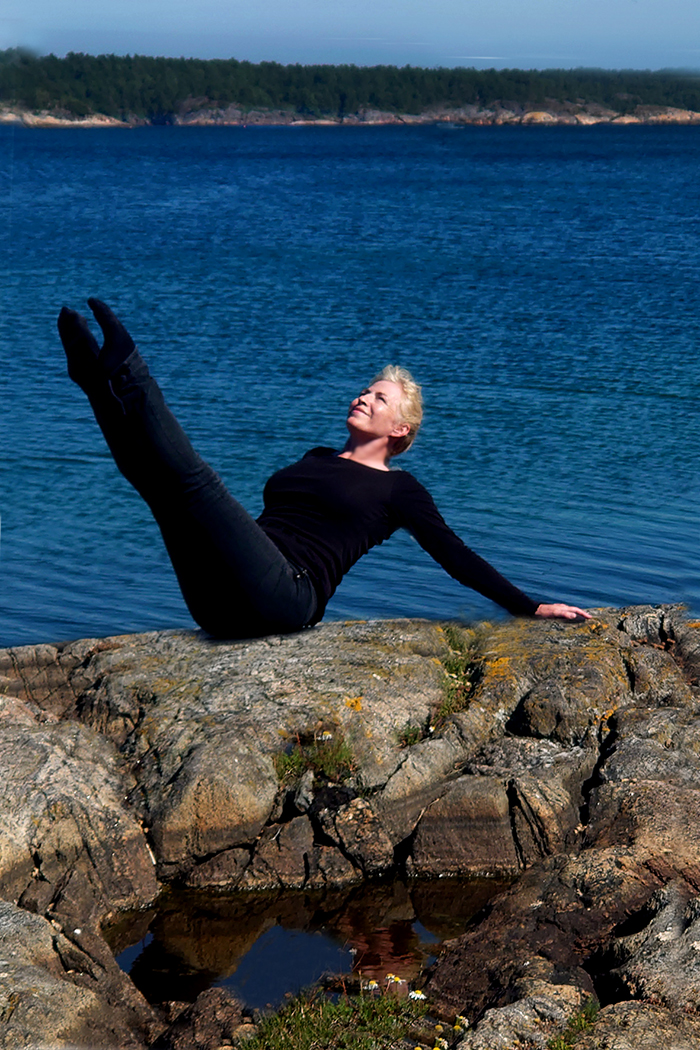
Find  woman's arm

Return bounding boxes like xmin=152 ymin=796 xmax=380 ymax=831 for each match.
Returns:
xmin=393 ymin=474 xmax=591 ymax=620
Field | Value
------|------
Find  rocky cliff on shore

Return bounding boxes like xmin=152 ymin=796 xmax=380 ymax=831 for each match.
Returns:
xmin=3 ymin=101 xmax=700 ymax=128
xmin=0 ymin=605 xmax=699 ymax=1047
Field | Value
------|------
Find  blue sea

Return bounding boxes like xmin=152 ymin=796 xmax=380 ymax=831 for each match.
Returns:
xmin=1 ymin=123 xmax=698 ymax=647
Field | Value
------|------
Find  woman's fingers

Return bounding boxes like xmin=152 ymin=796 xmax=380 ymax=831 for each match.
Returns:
xmin=534 ymin=603 xmax=592 ymax=620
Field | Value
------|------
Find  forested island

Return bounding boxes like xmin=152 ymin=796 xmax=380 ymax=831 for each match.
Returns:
xmin=2 ymin=48 xmax=700 ymax=126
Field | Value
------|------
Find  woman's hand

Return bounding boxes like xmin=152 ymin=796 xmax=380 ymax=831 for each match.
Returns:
xmin=534 ymin=603 xmax=592 ymax=621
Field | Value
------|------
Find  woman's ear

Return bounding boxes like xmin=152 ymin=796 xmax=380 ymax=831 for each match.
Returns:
xmin=390 ymin=422 xmax=411 ymax=439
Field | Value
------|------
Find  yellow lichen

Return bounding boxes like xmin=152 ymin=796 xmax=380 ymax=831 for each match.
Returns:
xmin=484 ymin=656 xmax=516 ymax=680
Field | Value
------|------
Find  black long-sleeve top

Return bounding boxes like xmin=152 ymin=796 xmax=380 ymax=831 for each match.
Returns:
xmin=257 ymin=447 xmax=539 ymax=622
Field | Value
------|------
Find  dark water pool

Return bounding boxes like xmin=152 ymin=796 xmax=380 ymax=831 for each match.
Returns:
xmin=108 ymin=877 xmax=508 ymax=1010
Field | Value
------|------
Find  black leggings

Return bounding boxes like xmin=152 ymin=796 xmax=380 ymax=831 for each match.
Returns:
xmin=85 ymin=351 xmax=318 ymax=638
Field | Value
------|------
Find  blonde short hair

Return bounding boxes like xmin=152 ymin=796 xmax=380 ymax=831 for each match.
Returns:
xmin=372 ymin=365 xmax=423 ymax=456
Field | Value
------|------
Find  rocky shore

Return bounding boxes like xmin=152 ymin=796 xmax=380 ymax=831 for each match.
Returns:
xmin=2 ymin=101 xmax=700 ymax=128
xmin=0 ymin=605 xmax=699 ymax=1047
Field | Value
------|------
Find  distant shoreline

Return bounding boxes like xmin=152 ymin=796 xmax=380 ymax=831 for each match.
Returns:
xmin=3 ymin=101 xmax=700 ymax=129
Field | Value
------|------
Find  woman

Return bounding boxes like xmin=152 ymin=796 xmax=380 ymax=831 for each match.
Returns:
xmin=57 ymin=299 xmax=590 ymax=638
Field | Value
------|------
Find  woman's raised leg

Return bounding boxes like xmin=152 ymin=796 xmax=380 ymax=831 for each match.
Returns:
xmin=57 ymin=301 xmax=317 ymax=638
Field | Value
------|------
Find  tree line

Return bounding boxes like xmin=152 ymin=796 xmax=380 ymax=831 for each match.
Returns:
xmin=1 ymin=48 xmax=700 ymax=120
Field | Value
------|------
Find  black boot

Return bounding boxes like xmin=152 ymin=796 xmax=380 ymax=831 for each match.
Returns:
xmin=57 ymin=306 xmax=101 ymax=392
xmin=58 ymin=298 xmax=141 ymax=398
xmin=87 ymin=298 xmax=137 ymax=376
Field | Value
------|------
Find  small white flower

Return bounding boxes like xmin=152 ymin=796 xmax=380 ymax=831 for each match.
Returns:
xmin=365 ymin=980 xmax=379 ymax=990
xmin=409 ymin=989 xmax=427 ymax=1000
xmin=319 ymin=731 xmax=333 ymax=741
xmin=456 ymin=1014 xmax=469 ymax=1026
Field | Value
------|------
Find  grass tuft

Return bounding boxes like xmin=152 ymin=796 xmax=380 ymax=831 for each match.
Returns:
xmin=396 ymin=722 xmax=423 ymax=749
xmin=438 ymin=623 xmax=483 ymax=723
xmin=243 ymin=987 xmax=429 ymax=1050
xmin=274 ymin=732 xmax=356 ymax=785
xmin=547 ymin=999 xmax=599 ymax=1049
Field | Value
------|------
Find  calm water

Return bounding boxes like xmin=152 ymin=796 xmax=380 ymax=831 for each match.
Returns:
xmin=109 ymin=879 xmax=505 ymax=1009
xmin=1 ymin=124 xmax=699 ymax=646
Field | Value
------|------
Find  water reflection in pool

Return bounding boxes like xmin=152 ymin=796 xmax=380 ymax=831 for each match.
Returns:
xmin=110 ymin=877 xmax=509 ymax=1010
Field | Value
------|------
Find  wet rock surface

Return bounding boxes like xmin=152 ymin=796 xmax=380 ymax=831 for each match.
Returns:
xmin=0 ymin=606 xmax=698 ymax=1047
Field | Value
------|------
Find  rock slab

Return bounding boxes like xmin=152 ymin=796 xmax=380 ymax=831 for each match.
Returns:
xmin=0 ymin=605 xmax=698 ymax=1047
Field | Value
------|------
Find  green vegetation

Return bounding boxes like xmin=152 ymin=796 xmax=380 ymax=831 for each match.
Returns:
xmin=438 ymin=623 xmax=482 ymax=722
xmin=243 ymin=988 xmax=429 ymax=1050
xmin=274 ymin=731 xmax=356 ymax=785
xmin=547 ymin=999 xmax=599 ymax=1049
xmin=239 ymin=986 xmax=596 ymax=1049
xmin=2 ymin=48 xmax=700 ymax=120
xmin=396 ymin=722 xmax=423 ymax=748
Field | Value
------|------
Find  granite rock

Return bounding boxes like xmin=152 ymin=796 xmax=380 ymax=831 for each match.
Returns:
xmin=0 ymin=605 xmax=698 ymax=1048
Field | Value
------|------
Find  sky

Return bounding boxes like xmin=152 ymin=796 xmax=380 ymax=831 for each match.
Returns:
xmin=2 ymin=0 xmax=700 ymax=70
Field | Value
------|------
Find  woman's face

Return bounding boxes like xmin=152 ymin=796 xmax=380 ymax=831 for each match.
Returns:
xmin=346 ymin=380 xmax=407 ymax=440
